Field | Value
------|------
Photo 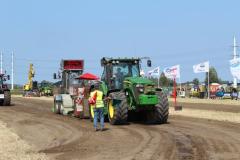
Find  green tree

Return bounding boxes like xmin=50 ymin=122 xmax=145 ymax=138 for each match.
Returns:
xmin=205 ymin=66 xmax=219 ymax=85
xmin=192 ymin=78 xmax=199 ymax=85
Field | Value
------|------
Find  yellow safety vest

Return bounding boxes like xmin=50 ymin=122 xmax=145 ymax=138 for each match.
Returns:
xmin=90 ymin=90 xmax=104 ymax=108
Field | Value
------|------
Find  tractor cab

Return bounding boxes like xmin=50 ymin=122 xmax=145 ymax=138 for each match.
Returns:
xmin=0 ymin=74 xmax=10 ymax=89
xmin=101 ymin=57 xmax=148 ymax=91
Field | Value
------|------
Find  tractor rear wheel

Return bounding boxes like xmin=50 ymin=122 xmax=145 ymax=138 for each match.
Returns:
xmin=3 ymin=91 xmax=11 ymax=106
xmin=147 ymin=91 xmax=169 ymax=124
xmin=108 ymin=92 xmax=128 ymax=125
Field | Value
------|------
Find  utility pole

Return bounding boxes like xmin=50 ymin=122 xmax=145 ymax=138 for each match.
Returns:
xmin=233 ymin=36 xmax=238 ymax=88
xmin=208 ymin=70 xmax=210 ymax=99
xmin=11 ymin=52 xmax=14 ymax=90
xmin=0 ymin=51 xmax=2 ymax=74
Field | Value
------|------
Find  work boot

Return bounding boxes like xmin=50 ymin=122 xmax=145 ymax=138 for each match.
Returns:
xmin=94 ymin=128 xmax=98 ymax=132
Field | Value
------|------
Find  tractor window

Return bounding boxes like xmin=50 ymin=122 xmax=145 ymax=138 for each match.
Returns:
xmin=131 ymin=64 xmax=140 ymax=77
xmin=101 ymin=67 xmax=107 ymax=81
xmin=112 ymin=63 xmax=140 ymax=78
xmin=68 ymin=71 xmax=81 ymax=85
xmin=113 ymin=65 xmax=129 ymax=77
xmin=112 ymin=65 xmax=127 ymax=89
xmin=112 ymin=62 xmax=140 ymax=89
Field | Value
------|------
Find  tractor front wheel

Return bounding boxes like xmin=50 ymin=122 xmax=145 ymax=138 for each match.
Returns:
xmin=147 ymin=91 xmax=169 ymax=124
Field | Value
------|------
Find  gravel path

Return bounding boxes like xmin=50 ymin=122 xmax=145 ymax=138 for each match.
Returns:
xmin=0 ymin=121 xmax=48 ymax=160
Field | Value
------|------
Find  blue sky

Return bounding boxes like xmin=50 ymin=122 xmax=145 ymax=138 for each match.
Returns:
xmin=0 ymin=0 xmax=240 ymax=84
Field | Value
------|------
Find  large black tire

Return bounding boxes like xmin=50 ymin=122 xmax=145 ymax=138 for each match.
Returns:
xmin=108 ymin=92 xmax=128 ymax=125
xmin=3 ymin=91 xmax=11 ymax=106
xmin=147 ymin=91 xmax=169 ymax=124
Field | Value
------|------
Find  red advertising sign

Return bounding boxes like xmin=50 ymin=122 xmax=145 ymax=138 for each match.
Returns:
xmin=63 ymin=60 xmax=84 ymax=70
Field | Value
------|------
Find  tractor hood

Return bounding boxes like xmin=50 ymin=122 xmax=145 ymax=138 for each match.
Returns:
xmin=124 ymin=77 xmax=155 ymax=85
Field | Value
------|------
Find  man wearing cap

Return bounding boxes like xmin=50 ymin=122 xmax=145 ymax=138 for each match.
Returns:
xmin=89 ymin=83 xmax=105 ymax=131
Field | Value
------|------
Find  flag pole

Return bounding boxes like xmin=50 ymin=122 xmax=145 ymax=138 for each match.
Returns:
xmin=0 ymin=51 xmax=2 ymax=74
xmin=173 ymin=77 xmax=177 ymax=107
xmin=158 ymin=67 xmax=160 ymax=88
xmin=179 ymin=76 xmax=182 ymax=90
xmin=11 ymin=52 xmax=14 ymax=90
xmin=208 ymin=71 xmax=210 ymax=99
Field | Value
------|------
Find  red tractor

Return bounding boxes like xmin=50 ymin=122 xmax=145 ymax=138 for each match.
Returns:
xmin=0 ymin=74 xmax=11 ymax=106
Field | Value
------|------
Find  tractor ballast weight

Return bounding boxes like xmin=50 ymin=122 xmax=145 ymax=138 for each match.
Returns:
xmin=100 ymin=57 xmax=169 ymax=124
xmin=0 ymin=74 xmax=11 ymax=106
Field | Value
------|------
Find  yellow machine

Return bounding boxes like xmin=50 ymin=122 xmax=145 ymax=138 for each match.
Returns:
xmin=23 ymin=64 xmax=39 ymax=96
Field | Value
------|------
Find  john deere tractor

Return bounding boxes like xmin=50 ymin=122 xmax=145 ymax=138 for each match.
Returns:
xmin=99 ymin=57 xmax=169 ymax=124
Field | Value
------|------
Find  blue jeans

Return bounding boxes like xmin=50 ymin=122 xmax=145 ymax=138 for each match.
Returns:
xmin=93 ymin=107 xmax=104 ymax=129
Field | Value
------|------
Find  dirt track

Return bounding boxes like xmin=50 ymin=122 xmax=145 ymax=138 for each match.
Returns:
xmin=0 ymin=97 xmax=240 ymax=160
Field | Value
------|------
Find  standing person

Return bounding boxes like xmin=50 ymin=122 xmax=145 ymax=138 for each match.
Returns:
xmin=231 ymin=88 xmax=238 ymax=100
xmin=89 ymin=83 xmax=105 ymax=131
xmin=114 ymin=68 xmax=124 ymax=89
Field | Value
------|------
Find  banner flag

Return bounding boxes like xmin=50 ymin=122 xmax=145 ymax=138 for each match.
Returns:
xmin=148 ymin=67 xmax=160 ymax=76
xmin=163 ymin=65 xmax=180 ymax=79
xmin=193 ymin=61 xmax=209 ymax=73
xmin=230 ymin=58 xmax=240 ymax=80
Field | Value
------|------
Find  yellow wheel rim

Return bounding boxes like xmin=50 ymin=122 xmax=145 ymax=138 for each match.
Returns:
xmin=90 ymin=105 xmax=94 ymax=118
xmin=108 ymin=100 xmax=114 ymax=118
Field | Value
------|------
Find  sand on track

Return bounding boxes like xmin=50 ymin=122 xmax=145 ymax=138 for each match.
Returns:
xmin=0 ymin=121 xmax=48 ymax=160
xmin=0 ymin=97 xmax=240 ymax=160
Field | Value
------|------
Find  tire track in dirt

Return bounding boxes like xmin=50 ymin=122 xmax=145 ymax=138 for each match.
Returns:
xmin=0 ymin=98 xmax=146 ymax=160
xmin=126 ymin=116 xmax=240 ymax=160
xmin=1 ymin=97 xmax=240 ymax=160
xmin=0 ymin=98 xmax=87 ymax=159
xmin=165 ymin=117 xmax=240 ymax=160
xmin=0 ymin=109 xmax=83 ymax=152
xmin=131 ymin=125 xmax=199 ymax=160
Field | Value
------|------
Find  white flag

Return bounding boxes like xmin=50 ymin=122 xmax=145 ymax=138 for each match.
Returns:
xmin=230 ymin=58 xmax=240 ymax=80
xmin=163 ymin=65 xmax=180 ymax=79
xmin=148 ymin=67 xmax=160 ymax=77
xmin=193 ymin=61 xmax=209 ymax=73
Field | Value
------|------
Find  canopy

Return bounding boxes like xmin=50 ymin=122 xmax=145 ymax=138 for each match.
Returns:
xmin=78 ymin=73 xmax=99 ymax=80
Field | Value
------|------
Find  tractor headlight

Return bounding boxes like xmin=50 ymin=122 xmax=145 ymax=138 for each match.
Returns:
xmin=136 ymin=84 xmax=144 ymax=93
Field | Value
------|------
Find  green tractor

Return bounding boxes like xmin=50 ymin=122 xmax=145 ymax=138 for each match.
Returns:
xmin=39 ymin=81 xmax=53 ymax=96
xmin=98 ymin=57 xmax=169 ymax=125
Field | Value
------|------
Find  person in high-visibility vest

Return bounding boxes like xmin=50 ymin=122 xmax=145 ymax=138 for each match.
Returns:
xmin=89 ymin=83 xmax=105 ymax=131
